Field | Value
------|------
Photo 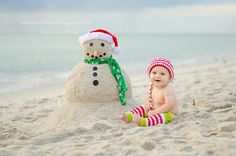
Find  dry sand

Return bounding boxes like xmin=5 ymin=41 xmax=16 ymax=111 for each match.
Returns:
xmin=0 ymin=60 xmax=236 ymax=156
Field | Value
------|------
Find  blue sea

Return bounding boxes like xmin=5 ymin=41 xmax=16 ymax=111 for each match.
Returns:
xmin=0 ymin=33 xmax=236 ymax=93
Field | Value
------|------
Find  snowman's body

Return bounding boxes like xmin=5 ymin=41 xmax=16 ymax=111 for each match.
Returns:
xmin=65 ymin=62 xmax=132 ymax=103
xmin=64 ymin=34 xmax=133 ymax=106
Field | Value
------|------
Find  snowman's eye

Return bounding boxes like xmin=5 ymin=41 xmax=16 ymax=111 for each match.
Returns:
xmin=89 ymin=42 xmax=93 ymax=47
xmin=101 ymin=43 xmax=105 ymax=47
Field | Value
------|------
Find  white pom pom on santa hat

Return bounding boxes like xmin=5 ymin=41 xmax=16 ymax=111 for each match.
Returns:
xmin=79 ymin=29 xmax=121 ymax=54
xmin=112 ymin=47 xmax=121 ymax=54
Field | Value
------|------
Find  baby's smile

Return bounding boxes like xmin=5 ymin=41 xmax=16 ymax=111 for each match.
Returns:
xmin=155 ymin=79 xmax=161 ymax=82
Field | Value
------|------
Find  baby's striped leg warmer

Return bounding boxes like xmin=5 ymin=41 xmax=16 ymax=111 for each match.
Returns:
xmin=139 ymin=112 xmax=173 ymax=127
xmin=127 ymin=105 xmax=146 ymax=122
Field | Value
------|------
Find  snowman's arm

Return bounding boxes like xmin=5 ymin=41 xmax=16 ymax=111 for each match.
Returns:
xmin=67 ymin=64 xmax=81 ymax=81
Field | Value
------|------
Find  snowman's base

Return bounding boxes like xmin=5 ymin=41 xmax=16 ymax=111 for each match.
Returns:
xmin=19 ymin=98 xmax=137 ymax=136
xmin=47 ymin=98 xmax=137 ymax=128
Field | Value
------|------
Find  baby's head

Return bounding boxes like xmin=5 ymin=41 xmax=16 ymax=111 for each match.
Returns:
xmin=147 ymin=57 xmax=174 ymax=87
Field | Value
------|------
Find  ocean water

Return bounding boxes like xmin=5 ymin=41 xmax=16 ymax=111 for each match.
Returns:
xmin=0 ymin=34 xmax=236 ymax=93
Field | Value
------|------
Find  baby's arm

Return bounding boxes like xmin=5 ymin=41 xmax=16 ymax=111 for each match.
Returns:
xmin=148 ymin=87 xmax=176 ymax=116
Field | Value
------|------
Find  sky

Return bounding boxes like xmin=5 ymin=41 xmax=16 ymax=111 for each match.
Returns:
xmin=0 ymin=0 xmax=236 ymax=34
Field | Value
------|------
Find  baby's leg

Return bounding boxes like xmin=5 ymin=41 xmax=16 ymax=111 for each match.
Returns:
xmin=129 ymin=105 xmax=146 ymax=117
xmin=135 ymin=112 xmax=173 ymax=127
xmin=120 ymin=105 xmax=146 ymax=123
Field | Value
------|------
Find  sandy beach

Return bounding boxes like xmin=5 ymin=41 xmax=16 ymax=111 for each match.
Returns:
xmin=0 ymin=60 xmax=236 ymax=156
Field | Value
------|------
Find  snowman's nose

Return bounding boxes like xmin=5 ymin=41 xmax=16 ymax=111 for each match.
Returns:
xmin=93 ymin=50 xmax=100 ymax=57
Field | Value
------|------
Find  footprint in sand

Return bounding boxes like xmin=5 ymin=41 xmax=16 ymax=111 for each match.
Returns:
xmin=118 ymin=138 xmax=132 ymax=145
xmin=91 ymin=123 xmax=112 ymax=132
xmin=38 ymin=98 xmax=50 ymax=104
xmin=180 ymin=146 xmax=193 ymax=152
xmin=141 ymin=140 xmax=156 ymax=151
xmin=174 ymin=123 xmax=186 ymax=131
xmin=17 ymin=135 xmax=29 ymax=140
xmin=218 ymin=121 xmax=236 ymax=132
xmin=225 ymin=115 xmax=236 ymax=122
xmin=208 ymin=103 xmax=232 ymax=112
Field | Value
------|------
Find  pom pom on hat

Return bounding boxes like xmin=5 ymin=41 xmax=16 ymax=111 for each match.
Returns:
xmin=147 ymin=57 xmax=175 ymax=79
xmin=79 ymin=29 xmax=120 ymax=54
xmin=112 ymin=47 xmax=121 ymax=54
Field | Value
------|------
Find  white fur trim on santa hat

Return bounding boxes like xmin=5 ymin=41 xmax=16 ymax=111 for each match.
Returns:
xmin=147 ymin=57 xmax=175 ymax=79
xmin=79 ymin=32 xmax=113 ymax=45
xmin=112 ymin=47 xmax=121 ymax=54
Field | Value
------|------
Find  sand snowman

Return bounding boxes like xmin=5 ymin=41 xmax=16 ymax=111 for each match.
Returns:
xmin=65 ymin=29 xmax=132 ymax=105
xmin=20 ymin=29 xmax=135 ymax=135
xmin=60 ymin=29 xmax=135 ymax=127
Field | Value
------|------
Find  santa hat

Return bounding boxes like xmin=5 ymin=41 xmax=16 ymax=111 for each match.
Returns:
xmin=79 ymin=29 xmax=120 ymax=54
xmin=147 ymin=57 xmax=175 ymax=79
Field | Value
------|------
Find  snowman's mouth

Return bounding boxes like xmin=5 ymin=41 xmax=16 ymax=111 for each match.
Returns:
xmin=91 ymin=55 xmax=103 ymax=59
xmin=86 ymin=52 xmax=107 ymax=59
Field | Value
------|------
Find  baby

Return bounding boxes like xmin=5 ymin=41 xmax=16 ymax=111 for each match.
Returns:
xmin=120 ymin=57 xmax=179 ymax=127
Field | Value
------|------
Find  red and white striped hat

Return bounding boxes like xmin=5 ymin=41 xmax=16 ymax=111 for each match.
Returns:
xmin=79 ymin=29 xmax=120 ymax=54
xmin=147 ymin=57 xmax=174 ymax=79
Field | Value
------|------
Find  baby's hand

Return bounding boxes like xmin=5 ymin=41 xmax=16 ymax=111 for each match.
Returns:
xmin=147 ymin=110 xmax=157 ymax=117
xmin=144 ymin=102 xmax=152 ymax=112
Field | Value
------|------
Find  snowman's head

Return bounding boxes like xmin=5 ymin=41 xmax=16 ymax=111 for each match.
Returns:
xmin=79 ymin=29 xmax=121 ymax=59
xmin=82 ymin=39 xmax=112 ymax=59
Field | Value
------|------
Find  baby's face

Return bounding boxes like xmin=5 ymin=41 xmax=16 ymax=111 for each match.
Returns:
xmin=150 ymin=66 xmax=171 ymax=88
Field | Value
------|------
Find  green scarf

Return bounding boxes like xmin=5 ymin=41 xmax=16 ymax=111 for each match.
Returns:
xmin=84 ymin=56 xmax=128 ymax=105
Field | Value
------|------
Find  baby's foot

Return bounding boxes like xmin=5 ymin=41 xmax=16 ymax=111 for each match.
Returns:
xmin=133 ymin=114 xmax=142 ymax=126
xmin=119 ymin=113 xmax=129 ymax=123
xmin=133 ymin=114 xmax=147 ymax=127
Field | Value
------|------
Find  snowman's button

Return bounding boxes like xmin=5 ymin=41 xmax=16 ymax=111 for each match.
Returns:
xmin=93 ymin=80 xmax=99 ymax=86
xmin=93 ymin=72 xmax=97 ymax=76
xmin=93 ymin=66 xmax=97 ymax=71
